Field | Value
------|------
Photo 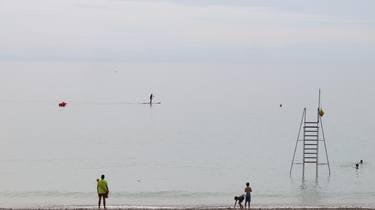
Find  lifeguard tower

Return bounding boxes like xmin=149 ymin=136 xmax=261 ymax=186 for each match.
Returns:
xmin=289 ymin=90 xmax=331 ymax=180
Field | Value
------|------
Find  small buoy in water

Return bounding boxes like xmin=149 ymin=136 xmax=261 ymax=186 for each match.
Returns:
xmin=360 ymin=160 xmax=363 ymax=164
xmin=355 ymin=163 xmax=359 ymax=169
xmin=59 ymin=101 xmax=67 ymax=107
xmin=280 ymin=104 xmax=282 ymax=107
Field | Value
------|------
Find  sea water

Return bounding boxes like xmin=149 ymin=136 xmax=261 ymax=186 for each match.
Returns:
xmin=0 ymin=62 xmax=375 ymax=208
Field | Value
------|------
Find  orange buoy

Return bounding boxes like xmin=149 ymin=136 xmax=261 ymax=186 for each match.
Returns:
xmin=59 ymin=101 xmax=67 ymax=107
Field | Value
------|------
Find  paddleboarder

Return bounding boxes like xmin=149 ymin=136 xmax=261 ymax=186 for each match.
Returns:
xmin=150 ymin=93 xmax=154 ymax=104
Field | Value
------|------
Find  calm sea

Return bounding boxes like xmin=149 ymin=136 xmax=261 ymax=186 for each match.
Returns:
xmin=0 ymin=62 xmax=374 ymax=208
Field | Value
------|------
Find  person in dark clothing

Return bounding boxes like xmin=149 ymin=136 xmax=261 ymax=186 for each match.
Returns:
xmin=149 ymin=93 xmax=154 ymax=104
xmin=244 ymin=182 xmax=252 ymax=208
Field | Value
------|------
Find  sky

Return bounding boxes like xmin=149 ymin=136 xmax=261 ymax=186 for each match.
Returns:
xmin=0 ymin=0 xmax=374 ymax=64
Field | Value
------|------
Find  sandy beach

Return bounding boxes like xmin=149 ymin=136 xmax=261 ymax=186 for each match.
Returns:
xmin=1 ymin=208 xmax=375 ymax=210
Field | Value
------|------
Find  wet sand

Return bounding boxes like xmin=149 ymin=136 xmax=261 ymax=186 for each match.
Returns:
xmin=1 ymin=208 xmax=374 ymax=210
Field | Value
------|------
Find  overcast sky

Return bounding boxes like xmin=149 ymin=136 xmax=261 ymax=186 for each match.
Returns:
xmin=1 ymin=0 xmax=374 ymax=64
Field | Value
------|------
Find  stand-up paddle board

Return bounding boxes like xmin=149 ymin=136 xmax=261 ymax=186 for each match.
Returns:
xmin=140 ymin=101 xmax=161 ymax=104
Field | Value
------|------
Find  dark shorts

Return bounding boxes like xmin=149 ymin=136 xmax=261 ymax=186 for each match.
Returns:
xmin=245 ymin=195 xmax=251 ymax=203
xmin=98 ymin=193 xmax=108 ymax=198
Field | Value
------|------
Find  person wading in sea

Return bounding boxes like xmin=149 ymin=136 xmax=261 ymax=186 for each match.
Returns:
xmin=97 ymin=174 xmax=109 ymax=209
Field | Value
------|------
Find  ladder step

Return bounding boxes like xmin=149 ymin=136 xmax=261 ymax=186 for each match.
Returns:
xmin=304 ymin=157 xmax=317 ymax=160
xmin=304 ymin=148 xmax=318 ymax=150
xmin=304 ymin=152 xmax=318 ymax=154
xmin=304 ymin=135 xmax=318 ymax=137
xmin=304 ymin=161 xmax=317 ymax=163
xmin=305 ymin=144 xmax=318 ymax=146
xmin=304 ymin=130 xmax=318 ymax=133
xmin=304 ymin=126 xmax=319 ymax=128
xmin=305 ymin=121 xmax=318 ymax=124
xmin=298 ymin=139 xmax=322 ymax=142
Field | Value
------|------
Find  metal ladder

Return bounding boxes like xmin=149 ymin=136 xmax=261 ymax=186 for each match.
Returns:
xmin=289 ymin=108 xmax=331 ymax=180
xmin=290 ymin=90 xmax=332 ymax=180
xmin=303 ymin=119 xmax=320 ymax=179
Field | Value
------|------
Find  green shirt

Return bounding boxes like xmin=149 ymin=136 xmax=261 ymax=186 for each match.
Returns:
xmin=97 ymin=179 xmax=108 ymax=194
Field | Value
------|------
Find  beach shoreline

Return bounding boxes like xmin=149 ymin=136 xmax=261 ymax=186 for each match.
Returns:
xmin=1 ymin=208 xmax=375 ymax=210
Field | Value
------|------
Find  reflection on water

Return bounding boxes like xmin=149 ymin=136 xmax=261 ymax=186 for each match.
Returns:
xmin=298 ymin=181 xmax=322 ymax=207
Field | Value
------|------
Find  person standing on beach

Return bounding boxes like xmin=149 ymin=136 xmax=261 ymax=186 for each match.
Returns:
xmin=244 ymin=182 xmax=252 ymax=208
xmin=97 ymin=174 xmax=109 ymax=209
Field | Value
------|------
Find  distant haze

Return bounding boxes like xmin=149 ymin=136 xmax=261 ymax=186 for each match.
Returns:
xmin=1 ymin=0 xmax=374 ymax=63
